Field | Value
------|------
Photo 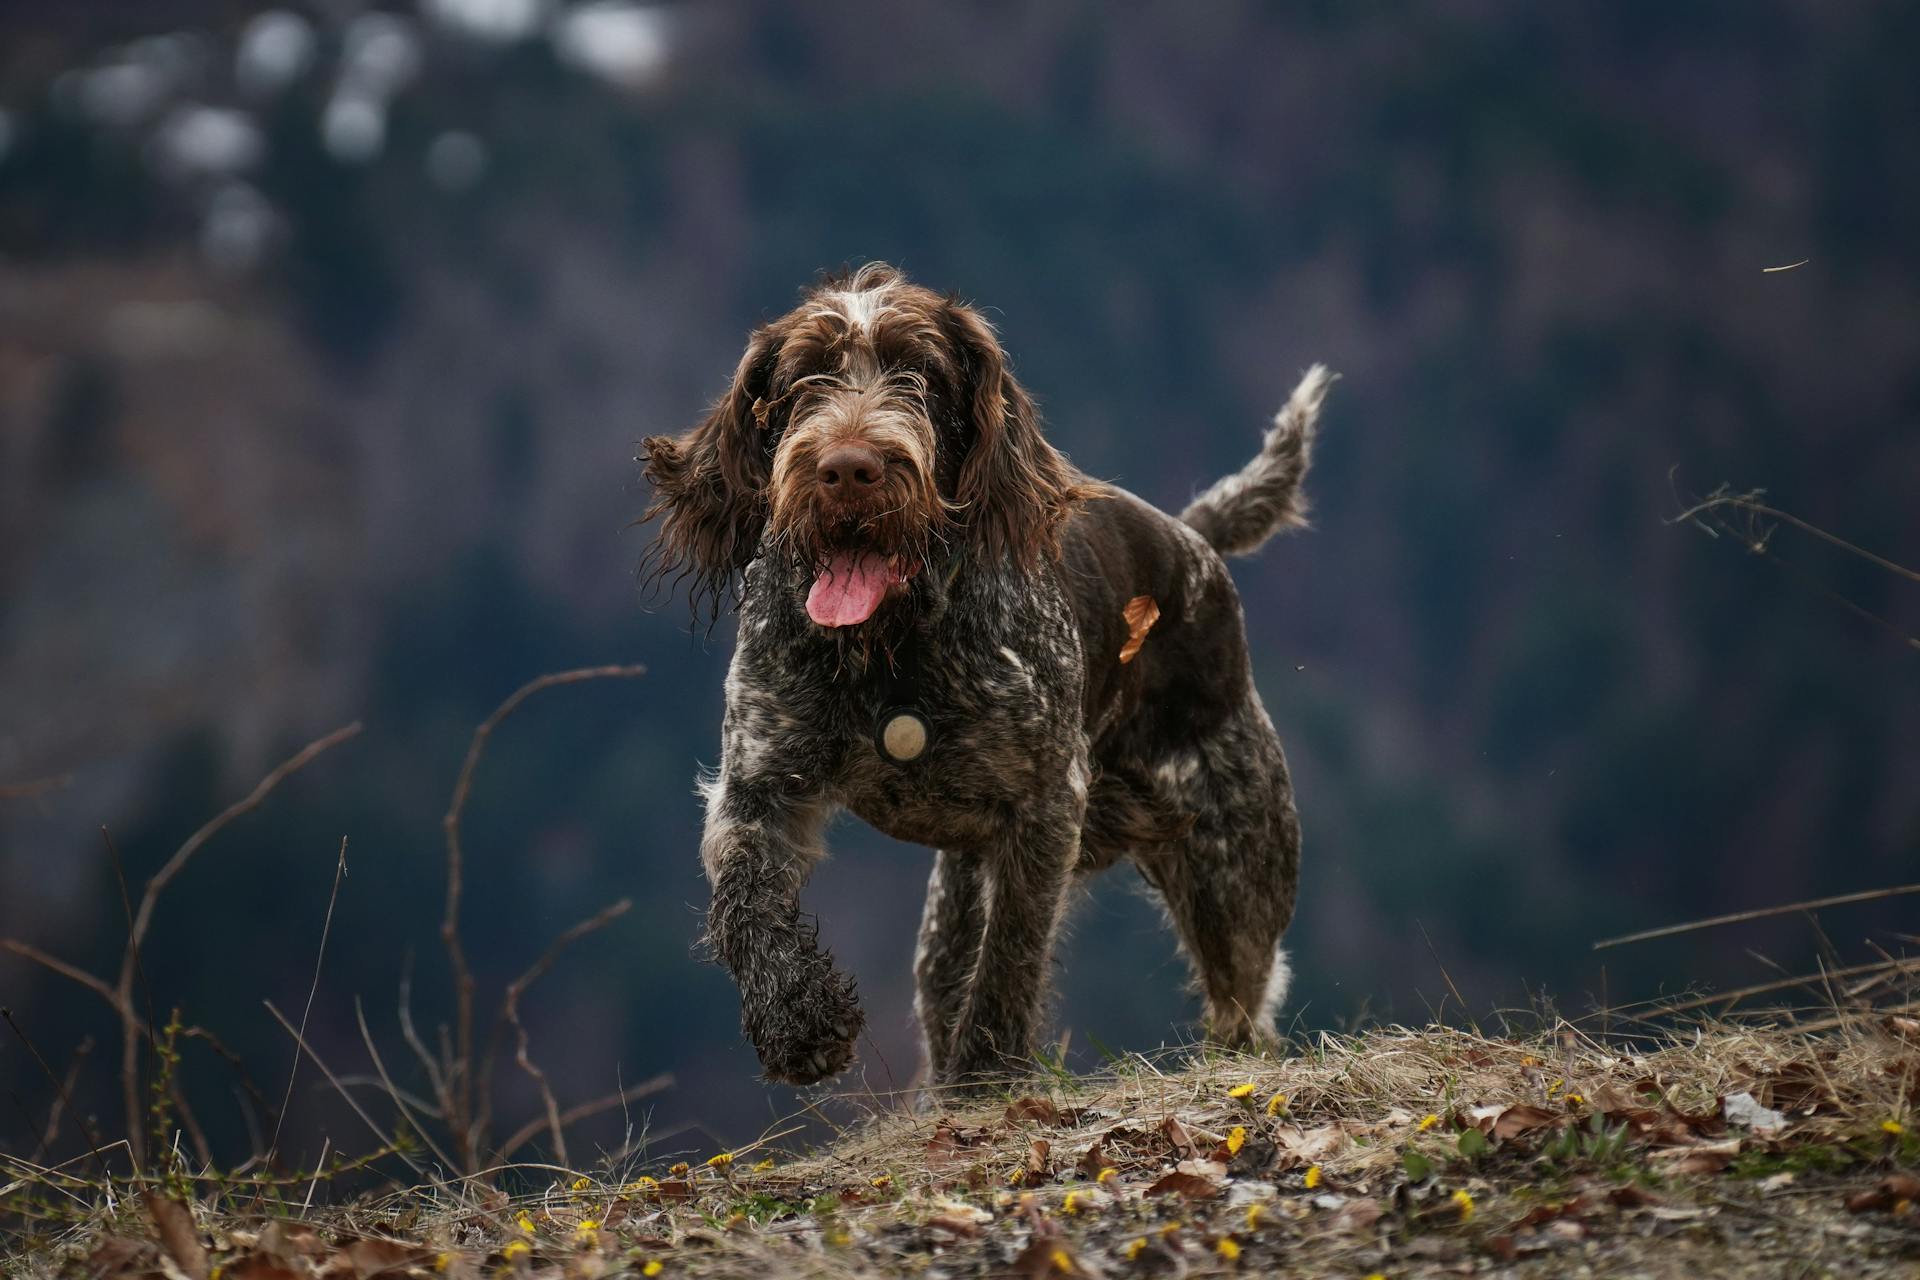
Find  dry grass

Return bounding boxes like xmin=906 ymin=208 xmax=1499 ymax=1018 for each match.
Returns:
xmin=7 ymin=1015 xmax=1920 ymax=1279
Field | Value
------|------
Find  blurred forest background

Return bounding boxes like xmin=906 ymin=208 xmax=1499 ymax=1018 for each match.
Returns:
xmin=2 ymin=1 xmax=1917 ymax=1167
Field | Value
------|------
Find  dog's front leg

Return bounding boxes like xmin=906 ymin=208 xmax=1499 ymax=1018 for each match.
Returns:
xmin=940 ymin=772 xmax=1087 ymax=1088
xmin=701 ymin=775 xmax=861 ymax=1086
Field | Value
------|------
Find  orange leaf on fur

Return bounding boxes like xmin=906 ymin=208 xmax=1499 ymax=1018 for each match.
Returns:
xmin=1119 ymin=595 xmax=1160 ymax=664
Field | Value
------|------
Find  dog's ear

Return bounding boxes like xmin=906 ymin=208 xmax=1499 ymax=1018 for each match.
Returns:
xmin=942 ymin=299 xmax=1093 ymax=566
xmin=641 ymin=329 xmax=779 ymax=611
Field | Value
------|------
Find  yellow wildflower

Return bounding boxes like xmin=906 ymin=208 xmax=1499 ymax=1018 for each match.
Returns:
xmin=641 ymin=1263 xmax=663 ymax=1278
xmin=1216 ymin=1237 xmax=1241 ymax=1261
xmin=1566 ymin=1093 xmax=1585 ymax=1106
xmin=1547 ymin=1078 xmax=1563 ymax=1099
xmin=1063 ymin=1190 xmax=1084 ymax=1214
xmin=1884 ymin=1120 xmax=1907 ymax=1136
xmin=1265 ymin=1092 xmax=1287 ymax=1117
xmin=707 ymin=1151 xmax=735 ymax=1169
xmin=1159 ymin=1221 xmax=1183 ymax=1239
xmin=827 ymin=1228 xmax=852 ymax=1248
xmin=669 ymin=1162 xmax=690 ymax=1176
xmin=1096 ymin=1166 xmax=1118 ymax=1184
xmin=871 ymin=1173 xmax=893 ymax=1189
xmin=1520 ymin=1054 xmax=1541 ymax=1067
xmin=570 ymin=1176 xmax=592 ymax=1193
xmin=1125 ymin=1238 xmax=1147 ymax=1261
xmin=753 ymin=1157 xmax=775 ymax=1172
xmin=1303 ymin=1165 xmax=1322 ymax=1190
xmin=626 ymin=1176 xmax=658 ymax=1194
xmin=1418 ymin=1114 xmax=1440 ymax=1132
xmin=1227 ymin=1082 xmax=1257 ymax=1100
xmin=1049 ymin=1247 xmax=1074 ymax=1273
xmin=515 ymin=1213 xmax=536 ymax=1235
xmin=1451 ymin=1189 xmax=1475 ymax=1221
xmin=1225 ymin=1125 xmax=1247 ymax=1156
xmin=1245 ymin=1203 xmax=1265 ymax=1230
xmin=500 ymin=1240 xmax=530 ymax=1262
xmin=434 ymin=1254 xmax=452 ymax=1273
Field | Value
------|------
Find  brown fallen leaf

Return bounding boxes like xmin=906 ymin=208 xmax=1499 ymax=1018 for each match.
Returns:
xmin=1006 ymin=1097 xmax=1060 ymax=1126
xmin=145 ymin=1191 xmax=209 ymax=1280
xmin=1848 ymin=1173 xmax=1920 ymax=1214
xmin=925 ymin=1213 xmax=984 ymax=1239
xmin=1146 ymin=1168 xmax=1223 ymax=1200
xmin=1492 ymin=1104 xmax=1562 ymax=1141
xmin=1329 ymin=1197 xmax=1384 ymax=1233
xmin=1650 ymin=1138 xmax=1741 ymax=1175
xmin=343 ymin=1238 xmax=437 ymax=1280
xmin=1160 ymin=1115 xmax=1200 ymax=1160
xmin=1009 ymin=1139 xmax=1052 ymax=1188
xmin=1076 ymin=1135 xmax=1109 ymax=1180
xmin=927 ymin=1119 xmax=994 ymax=1171
xmin=1118 ymin=595 xmax=1159 ymax=664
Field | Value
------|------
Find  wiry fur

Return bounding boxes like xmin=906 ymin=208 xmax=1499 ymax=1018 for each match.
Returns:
xmin=1180 ymin=363 xmax=1333 ymax=556
xmin=641 ymin=263 xmax=1334 ymax=1089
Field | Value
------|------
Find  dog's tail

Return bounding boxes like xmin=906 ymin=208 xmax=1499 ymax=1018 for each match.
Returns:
xmin=1179 ymin=364 xmax=1335 ymax=557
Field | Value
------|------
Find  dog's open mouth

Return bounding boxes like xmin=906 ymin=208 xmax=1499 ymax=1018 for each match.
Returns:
xmin=805 ymin=551 xmax=910 ymax=628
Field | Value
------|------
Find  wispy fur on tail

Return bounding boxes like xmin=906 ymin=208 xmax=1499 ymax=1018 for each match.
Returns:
xmin=1180 ymin=364 xmax=1335 ymax=557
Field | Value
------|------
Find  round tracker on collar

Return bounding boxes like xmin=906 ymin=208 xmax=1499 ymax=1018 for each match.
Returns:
xmin=877 ymin=708 xmax=931 ymax=763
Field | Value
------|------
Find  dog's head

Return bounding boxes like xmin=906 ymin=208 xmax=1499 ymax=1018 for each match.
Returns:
xmin=641 ymin=263 xmax=1092 ymax=625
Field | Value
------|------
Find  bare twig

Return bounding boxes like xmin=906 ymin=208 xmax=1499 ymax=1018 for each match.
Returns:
xmin=32 ymin=1035 xmax=94 ymax=1161
xmin=354 ymin=997 xmax=460 ymax=1173
xmin=1634 ymin=955 xmax=1920 ymax=1016
xmin=494 ymin=1071 xmax=674 ymax=1162
xmin=440 ymin=665 xmax=644 ymax=1170
xmin=1594 ymin=883 xmax=1920 ymax=950
xmin=1668 ymin=485 xmax=1920 ymax=585
xmin=108 ymin=722 xmax=360 ymax=1166
xmin=263 ymin=1001 xmax=430 ymax=1181
xmin=266 ymin=838 xmax=351 ymax=1170
xmin=495 ymin=899 xmax=633 ymax=1166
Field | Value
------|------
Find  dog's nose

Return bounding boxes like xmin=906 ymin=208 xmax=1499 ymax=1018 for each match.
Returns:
xmin=816 ymin=442 xmax=885 ymax=498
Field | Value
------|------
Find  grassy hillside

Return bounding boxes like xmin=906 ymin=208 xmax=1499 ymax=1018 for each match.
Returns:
xmin=8 ymin=1019 xmax=1920 ymax=1278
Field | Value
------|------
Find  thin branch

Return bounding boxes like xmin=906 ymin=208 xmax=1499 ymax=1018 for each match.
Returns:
xmin=494 ymin=1072 xmax=674 ymax=1163
xmin=1667 ymin=487 xmax=1920 ymax=585
xmin=1632 ymin=955 xmax=1920 ymax=1016
xmin=1593 ymin=883 xmax=1920 ymax=950
xmin=440 ymin=665 xmax=644 ymax=1170
xmin=353 ymin=997 xmax=460 ymax=1173
xmin=266 ymin=838 xmax=351 ymax=1169
xmin=32 ymin=1036 xmax=93 ymax=1162
xmin=497 ymin=899 xmax=633 ymax=1168
xmin=262 ymin=1001 xmax=429 ymax=1181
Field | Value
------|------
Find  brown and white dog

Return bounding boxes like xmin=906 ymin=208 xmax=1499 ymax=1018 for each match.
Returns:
xmin=643 ymin=263 xmax=1331 ymax=1089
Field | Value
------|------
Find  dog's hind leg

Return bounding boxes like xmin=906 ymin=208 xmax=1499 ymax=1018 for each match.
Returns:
xmin=1132 ymin=708 xmax=1301 ymax=1048
xmin=913 ymin=850 xmax=987 ymax=1081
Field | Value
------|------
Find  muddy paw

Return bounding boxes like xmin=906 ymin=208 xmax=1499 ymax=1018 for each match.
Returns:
xmin=744 ymin=962 xmax=864 ymax=1086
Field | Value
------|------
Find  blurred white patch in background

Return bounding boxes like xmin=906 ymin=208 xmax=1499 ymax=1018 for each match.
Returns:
xmin=237 ymin=10 xmax=317 ymax=99
xmin=422 ymin=0 xmax=552 ymax=44
xmin=152 ymin=105 xmax=263 ymax=179
xmin=325 ymin=13 xmax=423 ymax=163
xmin=200 ymin=181 xmax=278 ymax=274
xmin=552 ymin=2 xmax=672 ymax=89
xmin=323 ymin=92 xmax=386 ymax=163
xmin=426 ymin=130 xmax=489 ymax=191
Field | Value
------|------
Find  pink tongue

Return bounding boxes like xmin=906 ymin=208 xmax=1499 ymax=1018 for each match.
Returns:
xmin=806 ymin=552 xmax=893 ymax=627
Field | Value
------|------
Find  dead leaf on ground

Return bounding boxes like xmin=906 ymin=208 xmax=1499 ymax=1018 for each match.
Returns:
xmin=1721 ymin=1091 xmax=1786 ymax=1134
xmin=1006 ymin=1097 xmax=1061 ymax=1126
xmin=927 ymin=1119 xmax=994 ymax=1171
xmin=145 ymin=1192 xmax=209 ymax=1280
xmin=1650 ymin=1138 xmax=1741 ymax=1175
xmin=1008 ymin=1139 xmax=1052 ymax=1188
xmin=1330 ymin=1198 xmax=1384 ymax=1233
xmin=1492 ymin=1104 xmax=1562 ymax=1141
xmin=1146 ymin=1168 xmax=1224 ymax=1200
xmin=1118 ymin=595 xmax=1159 ymax=664
xmin=925 ymin=1213 xmax=984 ymax=1239
xmin=1273 ymin=1123 xmax=1346 ymax=1166
xmin=1847 ymin=1174 xmax=1920 ymax=1214
xmin=1159 ymin=1115 xmax=1200 ymax=1160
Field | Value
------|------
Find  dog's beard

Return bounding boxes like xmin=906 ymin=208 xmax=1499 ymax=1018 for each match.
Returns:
xmin=766 ymin=418 xmax=949 ymax=628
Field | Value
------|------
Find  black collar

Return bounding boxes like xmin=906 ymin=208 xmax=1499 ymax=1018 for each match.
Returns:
xmin=873 ymin=622 xmax=933 ymax=765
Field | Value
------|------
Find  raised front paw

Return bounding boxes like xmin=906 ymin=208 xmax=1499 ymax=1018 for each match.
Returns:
xmin=743 ymin=960 xmax=865 ymax=1086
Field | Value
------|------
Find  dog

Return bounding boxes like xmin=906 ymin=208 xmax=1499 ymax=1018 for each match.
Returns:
xmin=642 ymin=263 xmax=1330 ymax=1089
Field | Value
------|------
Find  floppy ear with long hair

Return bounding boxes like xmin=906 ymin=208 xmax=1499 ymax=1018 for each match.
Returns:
xmin=640 ymin=330 xmax=778 ymax=615
xmin=942 ymin=300 xmax=1096 ymax=566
